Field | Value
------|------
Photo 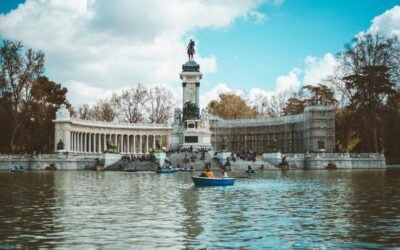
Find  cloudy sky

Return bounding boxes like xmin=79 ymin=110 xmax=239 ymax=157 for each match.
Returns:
xmin=0 ymin=0 xmax=399 ymax=108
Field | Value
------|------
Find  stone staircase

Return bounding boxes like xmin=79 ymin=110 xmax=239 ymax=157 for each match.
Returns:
xmin=167 ymin=151 xmax=276 ymax=171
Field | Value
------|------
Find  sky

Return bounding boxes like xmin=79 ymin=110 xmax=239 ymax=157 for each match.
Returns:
xmin=0 ymin=0 xmax=399 ymax=108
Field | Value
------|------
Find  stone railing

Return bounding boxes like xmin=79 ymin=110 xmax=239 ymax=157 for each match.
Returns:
xmin=0 ymin=153 xmax=102 ymax=160
xmin=68 ymin=117 xmax=172 ymax=130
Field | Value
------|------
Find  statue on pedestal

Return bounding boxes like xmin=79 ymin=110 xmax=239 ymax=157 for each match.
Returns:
xmin=222 ymin=137 xmax=228 ymax=151
xmin=105 ymin=140 xmax=118 ymax=154
xmin=57 ymin=139 xmax=64 ymax=150
xmin=187 ymin=39 xmax=195 ymax=61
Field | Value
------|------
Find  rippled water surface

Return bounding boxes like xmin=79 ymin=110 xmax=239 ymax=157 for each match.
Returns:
xmin=1 ymin=170 xmax=400 ymax=249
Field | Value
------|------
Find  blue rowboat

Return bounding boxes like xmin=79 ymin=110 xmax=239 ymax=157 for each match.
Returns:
xmin=156 ymin=169 xmax=177 ymax=174
xmin=124 ymin=169 xmax=138 ymax=172
xmin=10 ymin=168 xmax=25 ymax=173
xmin=177 ymin=168 xmax=193 ymax=172
xmin=192 ymin=176 xmax=235 ymax=186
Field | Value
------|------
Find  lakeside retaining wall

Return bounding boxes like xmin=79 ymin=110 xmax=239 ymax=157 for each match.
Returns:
xmin=263 ymin=153 xmax=386 ymax=169
xmin=0 ymin=154 xmax=99 ymax=170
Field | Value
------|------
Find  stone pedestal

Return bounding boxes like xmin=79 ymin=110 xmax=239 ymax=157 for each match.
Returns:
xmin=154 ymin=152 xmax=167 ymax=166
xmin=217 ymin=151 xmax=232 ymax=166
xmin=262 ymin=152 xmax=282 ymax=166
xmin=104 ymin=153 xmax=121 ymax=167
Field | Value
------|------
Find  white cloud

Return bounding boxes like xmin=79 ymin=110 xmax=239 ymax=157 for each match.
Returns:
xmin=0 ymin=0 xmax=270 ymax=107
xmin=303 ymin=53 xmax=338 ymax=85
xmin=367 ymin=5 xmax=400 ymax=37
xmin=276 ymin=68 xmax=301 ymax=92
xmin=200 ymin=83 xmax=245 ymax=109
xmin=201 ymin=53 xmax=338 ymax=107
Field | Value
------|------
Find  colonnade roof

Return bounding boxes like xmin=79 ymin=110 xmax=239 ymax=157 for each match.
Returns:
xmin=54 ymin=117 xmax=172 ymax=130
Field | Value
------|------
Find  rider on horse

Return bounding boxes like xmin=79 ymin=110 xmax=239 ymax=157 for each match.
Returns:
xmin=187 ymin=39 xmax=195 ymax=61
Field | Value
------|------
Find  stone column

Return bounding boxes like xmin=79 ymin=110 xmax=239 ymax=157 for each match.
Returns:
xmin=98 ymin=134 xmax=101 ymax=153
xmin=71 ymin=132 xmax=74 ymax=152
xmin=133 ymin=135 xmax=136 ymax=154
xmin=77 ymin=133 xmax=80 ymax=152
xmin=118 ymin=134 xmax=123 ymax=153
xmin=74 ymin=132 xmax=77 ymax=152
xmin=153 ymin=135 xmax=156 ymax=150
xmin=103 ymin=134 xmax=106 ymax=153
xmin=139 ymin=135 xmax=142 ymax=154
xmin=83 ymin=133 xmax=85 ymax=153
xmin=127 ymin=135 xmax=130 ymax=154
xmin=88 ymin=133 xmax=92 ymax=153
xmin=146 ymin=135 xmax=149 ymax=154
xmin=94 ymin=133 xmax=97 ymax=154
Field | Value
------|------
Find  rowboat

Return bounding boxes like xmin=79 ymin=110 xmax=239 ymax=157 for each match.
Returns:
xmin=124 ymin=169 xmax=138 ymax=172
xmin=10 ymin=167 xmax=25 ymax=173
xmin=176 ymin=168 xmax=193 ymax=172
xmin=245 ymin=169 xmax=255 ymax=174
xmin=192 ymin=176 xmax=235 ymax=186
xmin=156 ymin=169 xmax=178 ymax=174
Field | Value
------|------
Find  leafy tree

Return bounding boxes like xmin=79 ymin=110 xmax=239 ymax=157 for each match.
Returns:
xmin=0 ymin=40 xmax=45 ymax=151
xmin=334 ymin=32 xmax=400 ymax=155
xmin=302 ymin=84 xmax=337 ymax=106
xmin=283 ymin=98 xmax=305 ymax=115
xmin=207 ymin=93 xmax=258 ymax=119
xmin=22 ymin=76 xmax=69 ymax=152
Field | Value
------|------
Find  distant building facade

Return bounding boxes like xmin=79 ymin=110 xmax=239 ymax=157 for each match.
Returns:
xmin=209 ymin=105 xmax=335 ymax=154
xmin=54 ymin=59 xmax=335 ymax=154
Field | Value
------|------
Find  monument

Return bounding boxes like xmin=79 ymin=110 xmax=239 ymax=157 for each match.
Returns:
xmin=170 ymin=40 xmax=212 ymax=149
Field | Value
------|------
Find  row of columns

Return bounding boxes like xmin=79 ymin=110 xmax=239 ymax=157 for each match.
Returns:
xmin=69 ymin=132 xmax=167 ymax=154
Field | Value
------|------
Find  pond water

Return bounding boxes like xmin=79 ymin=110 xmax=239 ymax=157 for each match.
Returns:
xmin=1 ymin=170 xmax=400 ymax=249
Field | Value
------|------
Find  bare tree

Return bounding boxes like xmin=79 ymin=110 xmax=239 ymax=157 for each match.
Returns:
xmin=113 ymin=84 xmax=148 ymax=123
xmin=76 ymin=104 xmax=91 ymax=120
xmin=146 ymin=86 xmax=174 ymax=123
xmin=251 ymin=93 xmax=270 ymax=118
xmin=90 ymin=99 xmax=117 ymax=122
xmin=0 ymin=40 xmax=45 ymax=150
xmin=265 ymin=90 xmax=294 ymax=117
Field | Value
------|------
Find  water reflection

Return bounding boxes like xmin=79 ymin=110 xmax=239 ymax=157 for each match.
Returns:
xmin=0 ymin=170 xmax=400 ymax=249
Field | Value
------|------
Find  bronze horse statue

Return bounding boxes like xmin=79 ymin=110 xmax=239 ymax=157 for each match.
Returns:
xmin=187 ymin=39 xmax=195 ymax=61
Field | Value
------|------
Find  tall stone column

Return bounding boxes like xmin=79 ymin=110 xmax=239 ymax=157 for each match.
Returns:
xmin=88 ymin=133 xmax=92 ymax=153
xmin=127 ymin=135 xmax=130 ymax=154
xmin=133 ymin=135 xmax=136 ymax=154
xmin=83 ymin=133 xmax=86 ymax=153
xmin=74 ymin=132 xmax=77 ymax=152
xmin=153 ymin=135 xmax=156 ymax=150
xmin=139 ymin=135 xmax=142 ymax=154
xmin=71 ymin=132 xmax=74 ymax=152
xmin=119 ymin=134 xmax=123 ymax=153
xmin=146 ymin=135 xmax=149 ymax=154
xmin=102 ymin=134 xmax=107 ymax=153
xmin=78 ymin=132 xmax=83 ymax=153
xmin=93 ymin=133 xmax=97 ymax=153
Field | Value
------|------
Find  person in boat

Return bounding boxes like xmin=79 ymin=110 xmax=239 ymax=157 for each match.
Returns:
xmin=221 ymin=166 xmax=227 ymax=178
xmin=205 ymin=166 xmax=214 ymax=178
xmin=248 ymin=165 xmax=252 ymax=171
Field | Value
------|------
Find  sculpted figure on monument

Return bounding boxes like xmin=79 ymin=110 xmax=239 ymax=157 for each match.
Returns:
xmin=105 ymin=139 xmax=118 ymax=154
xmin=222 ymin=137 xmax=228 ymax=151
xmin=187 ymin=39 xmax=195 ymax=61
xmin=57 ymin=139 xmax=64 ymax=150
xmin=182 ymin=101 xmax=199 ymax=121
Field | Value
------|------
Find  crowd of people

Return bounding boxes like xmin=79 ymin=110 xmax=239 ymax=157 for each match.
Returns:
xmin=122 ymin=154 xmax=156 ymax=162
